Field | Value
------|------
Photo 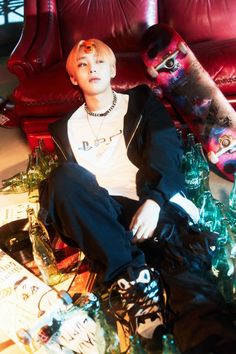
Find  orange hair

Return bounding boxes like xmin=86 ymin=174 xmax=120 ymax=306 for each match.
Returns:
xmin=66 ymin=38 xmax=116 ymax=78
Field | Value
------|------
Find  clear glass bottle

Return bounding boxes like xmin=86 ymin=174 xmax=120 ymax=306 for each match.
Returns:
xmin=0 ymin=171 xmax=28 ymax=194
xmin=27 ymin=207 xmax=63 ymax=286
xmin=26 ymin=153 xmax=40 ymax=191
xmin=75 ymin=292 xmax=120 ymax=353
xmin=37 ymin=140 xmax=58 ymax=178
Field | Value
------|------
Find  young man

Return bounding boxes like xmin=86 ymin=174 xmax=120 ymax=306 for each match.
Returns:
xmin=39 ymin=39 xmax=236 ymax=353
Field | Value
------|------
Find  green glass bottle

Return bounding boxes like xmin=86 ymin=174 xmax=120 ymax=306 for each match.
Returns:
xmin=184 ymin=151 xmax=201 ymax=204
xmin=229 ymin=172 xmax=236 ymax=220
xmin=213 ymin=201 xmax=226 ymax=235
xmin=36 ymin=140 xmax=57 ymax=178
xmin=186 ymin=132 xmax=196 ymax=153
xmin=25 ymin=153 xmax=41 ymax=191
xmin=162 ymin=334 xmax=181 ymax=354
xmin=221 ymin=219 xmax=236 ymax=258
xmin=193 ymin=142 xmax=210 ymax=193
xmin=211 ymin=241 xmax=234 ymax=303
xmin=198 ymin=191 xmax=218 ymax=232
xmin=27 ymin=207 xmax=63 ymax=286
xmin=211 ymin=217 xmax=236 ymax=303
xmin=176 ymin=129 xmax=186 ymax=173
xmin=128 ymin=334 xmax=147 ymax=354
xmin=0 ymin=153 xmax=36 ymax=194
xmin=0 ymin=145 xmax=58 ymax=195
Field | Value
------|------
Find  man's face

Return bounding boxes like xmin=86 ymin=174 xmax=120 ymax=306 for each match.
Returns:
xmin=70 ymin=51 xmax=115 ymax=96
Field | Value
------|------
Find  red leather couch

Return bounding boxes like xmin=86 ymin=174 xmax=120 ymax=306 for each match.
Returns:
xmin=4 ymin=0 xmax=236 ymax=151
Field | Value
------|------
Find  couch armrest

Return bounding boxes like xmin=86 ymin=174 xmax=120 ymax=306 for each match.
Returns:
xmin=8 ymin=0 xmax=62 ymax=80
xmin=7 ymin=0 xmax=38 ymax=80
xmin=27 ymin=0 xmax=62 ymax=73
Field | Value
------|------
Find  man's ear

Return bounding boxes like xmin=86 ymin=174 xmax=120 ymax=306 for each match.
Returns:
xmin=70 ymin=76 xmax=78 ymax=85
xmin=111 ymin=65 xmax=116 ymax=79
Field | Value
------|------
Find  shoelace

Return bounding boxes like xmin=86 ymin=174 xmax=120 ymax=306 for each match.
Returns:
xmin=109 ymin=268 xmax=161 ymax=315
xmin=120 ymin=279 xmax=160 ymax=317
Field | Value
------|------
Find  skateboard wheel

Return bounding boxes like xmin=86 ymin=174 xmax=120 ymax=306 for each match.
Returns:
xmin=207 ymin=151 xmax=219 ymax=164
xmin=57 ymin=290 xmax=73 ymax=305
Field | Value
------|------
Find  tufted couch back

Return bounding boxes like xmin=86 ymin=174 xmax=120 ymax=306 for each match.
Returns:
xmin=159 ymin=0 xmax=236 ymax=43
xmin=57 ymin=0 xmax=158 ymax=55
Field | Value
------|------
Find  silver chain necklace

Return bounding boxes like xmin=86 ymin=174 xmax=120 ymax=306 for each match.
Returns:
xmin=85 ymin=91 xmax=118 ymax=147
xmin=86 ymin=112 xmax=107 ymax=146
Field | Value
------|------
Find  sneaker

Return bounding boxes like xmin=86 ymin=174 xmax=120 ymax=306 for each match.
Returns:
xmin=110 ymin=266 xmax=165 ymax=340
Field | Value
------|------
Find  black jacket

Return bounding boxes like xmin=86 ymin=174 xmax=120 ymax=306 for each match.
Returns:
xmin=49 ymin=84 xmax=185 ymax=207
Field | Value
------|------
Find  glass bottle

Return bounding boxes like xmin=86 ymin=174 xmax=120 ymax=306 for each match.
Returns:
xmin=194 ymin=142 xmax=210 ymax=193
xmin=198 ymin=191 xmax=218 ymax=232
xmin=0 ymin=171 xmax=28 ymax=194
xmin=162 ymin=334 xmax=181 ymax=353
xmin=212 ymin=201 xmax=225 ymax=235
xmin=211 ymin=240 xmax=234 ymax=303
xmin=127 ymin=335 xmax=146 ymax=353
xmin=0 ymin=146 xmax=57 ymax=195
xmin=0 ymin=152 xmax=36 ymax=194
xmin=184 ymin=151 xmax=201 ymax=204
xmin=229 ymin=172 xmax=236 ymax=220
xmin=75 ymin=292 xmax=120 ymax=353
xmin=176 ymin=129 xmax=186 ymax=173
xmin=27 ymin=207 xmax=63 ymax=286
xmin=26 ymin=153 xmax=39 ymax=190
xmin=218 ymin=218 xmax=230 ymax=244
xmin=35 ymin=143 xmax=49 ymax=179
xmin=221 ymin=219 xmax=236 ymax=258
xmin=186 ymin=132 xmax=195 ymax=153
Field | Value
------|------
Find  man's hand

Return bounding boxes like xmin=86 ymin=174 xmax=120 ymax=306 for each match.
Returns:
xmin=129 ymin=199 xmax=161 ymax=243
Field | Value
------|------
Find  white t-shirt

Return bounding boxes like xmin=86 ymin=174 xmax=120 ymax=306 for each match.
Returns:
xmin=68 ymin=92 xmax=200 ymax=223
xmin=68 ymin=93 xmax=139 ymax=200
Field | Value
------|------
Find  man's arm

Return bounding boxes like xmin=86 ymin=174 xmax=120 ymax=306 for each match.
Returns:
xmin=136 ymin=92 xmax=185 ymax=207
xmin=132 ymin=91 xmax=185 ymax=243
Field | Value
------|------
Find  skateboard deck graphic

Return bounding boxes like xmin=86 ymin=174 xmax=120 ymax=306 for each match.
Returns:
xmin=141 ymin=24 xmax=236 ymax=181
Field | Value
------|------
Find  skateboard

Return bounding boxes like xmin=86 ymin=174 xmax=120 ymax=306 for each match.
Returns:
xmin=0 ymin=249 xmax=102 ymax=353
xmin=141 ymin=24 xmax=236 ymax=181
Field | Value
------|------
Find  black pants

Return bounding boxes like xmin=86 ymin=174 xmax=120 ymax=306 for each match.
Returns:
xmin=39 ymin=162 xmax=236 ymax=353
xmin=39 ymin=162 xmax=146 ymax=282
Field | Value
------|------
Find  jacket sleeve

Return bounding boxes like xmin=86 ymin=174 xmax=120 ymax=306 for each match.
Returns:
xmin=136 ymin=92 xmax=185 ymax=207
xmin=48 ymin=115 xmax=76 ymax=164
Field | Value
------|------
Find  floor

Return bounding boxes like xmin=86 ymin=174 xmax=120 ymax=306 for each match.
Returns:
xmin=0 ymin=56 xmax=235 ymax=353
xmin=0 ymin=57 xmax=30 ymax=354
xmin=0 ymin=57 xmax=30 ymax=194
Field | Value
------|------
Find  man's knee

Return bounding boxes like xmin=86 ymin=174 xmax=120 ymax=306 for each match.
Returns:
xmin=48 ymin=162 xmax=97 ymax=191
